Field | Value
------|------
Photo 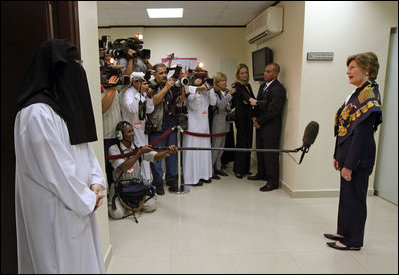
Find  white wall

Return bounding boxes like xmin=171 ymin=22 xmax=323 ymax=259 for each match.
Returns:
xmin=245 ymin=1 xmax=306 ymax=194
xmin=244 ymin=1 xmax=397 ymax=197
xmin=98 ymin=27 xmax=247 ymax=87
xmin=296 ymin=1 xmax=398 ymax=197
xmin=78 ymin=1 xmax=112 ymax=268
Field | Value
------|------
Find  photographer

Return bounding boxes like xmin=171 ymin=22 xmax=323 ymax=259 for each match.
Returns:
xmin=120 ymin=72 xmax=154 ymax=182
xmin=102 ymin=74 xmax=123 ymax=186
xmin=147 ymin=63 xmax=186 ymax=194
xmin=182 ymin=72 xmax=216 ymax=186
xmin=108 ymin=121 xmax=178 ymax=219
xmin=210 ymin=72 xmax=236 ymax=179
xmin=114 ymin=37 xmax=153 ymax=75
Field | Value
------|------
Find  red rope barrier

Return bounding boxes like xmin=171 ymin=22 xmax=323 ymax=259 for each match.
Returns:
xmin=182 ymin=130 xmax=228 ymax=137
xmin=105 ymin=127 xmax=176 ymax=160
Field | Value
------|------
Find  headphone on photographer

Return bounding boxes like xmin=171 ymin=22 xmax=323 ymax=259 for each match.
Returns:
xmin=115 ymin=121 xmax=132 ymax=141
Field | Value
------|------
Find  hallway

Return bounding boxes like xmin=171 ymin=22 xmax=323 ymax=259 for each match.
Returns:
xmin=107 ymin=164 xmax=398 ymax=274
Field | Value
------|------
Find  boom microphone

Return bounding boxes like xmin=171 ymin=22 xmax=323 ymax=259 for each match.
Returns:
xmin=299 ymin=121 xmax=319 ymax=164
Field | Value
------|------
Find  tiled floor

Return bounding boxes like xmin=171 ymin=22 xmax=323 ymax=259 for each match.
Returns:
xmin=106 ymin=164 xmax=398 ymax=274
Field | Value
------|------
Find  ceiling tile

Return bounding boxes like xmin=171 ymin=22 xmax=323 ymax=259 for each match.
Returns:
xmin=97 ymin=1 xmax=275 ymax=27
xmin=113 ymin=18 xmax=151 ymax=26
xmin=220 ymin=8 xmax=259 ymax=18
xmin=183 ymin=8 xmax=224 ymax=18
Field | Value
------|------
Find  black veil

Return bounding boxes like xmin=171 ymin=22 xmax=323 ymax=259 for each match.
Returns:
xmin=15 ymin=39 xmax=97 ymax=145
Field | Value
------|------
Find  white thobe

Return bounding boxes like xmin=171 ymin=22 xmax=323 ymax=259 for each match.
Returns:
xmin=120 ymin=86 xmax=154 ymax=181
xmin=14 ymin=103 xmax=106 ymax=274
xmin=182 ymin=88 xmax=216 ymax=185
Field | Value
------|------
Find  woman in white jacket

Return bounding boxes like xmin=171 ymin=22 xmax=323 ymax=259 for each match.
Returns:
xmin=210 ymin=72 xmax=236 ymax=179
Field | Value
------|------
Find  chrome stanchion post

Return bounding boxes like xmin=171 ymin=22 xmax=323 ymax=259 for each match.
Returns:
xmin=169 ymin=126 xmax=189 ymax=194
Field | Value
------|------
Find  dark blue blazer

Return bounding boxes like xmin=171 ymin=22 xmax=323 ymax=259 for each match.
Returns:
xmin=334 ymin=80 xmax=382 ymax=173
xmin=254 ymin=79 xmax=286 ymax=140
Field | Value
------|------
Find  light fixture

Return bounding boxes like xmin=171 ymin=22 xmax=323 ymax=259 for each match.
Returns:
xmin=147 ymin=8 xmax=183 ymax=18
xmin=134 ymin=33 xmax=144 ymax=40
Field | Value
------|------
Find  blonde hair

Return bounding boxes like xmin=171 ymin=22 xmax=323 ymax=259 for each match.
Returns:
xmin=213 ymin=72 xmax=227 ymax=92
xmin=346 ymin=52 xmax=379 ymax=79
xmin=235 ymin=63 xmax=249 ymax=84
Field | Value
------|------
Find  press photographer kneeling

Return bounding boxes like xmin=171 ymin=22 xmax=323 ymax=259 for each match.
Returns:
xmin=108 ymin=121 xmax=178 ymax=220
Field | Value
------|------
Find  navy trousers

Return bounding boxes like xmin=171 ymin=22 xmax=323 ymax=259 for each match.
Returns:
xmin=337 ymin=168 xmax=371 ymax=247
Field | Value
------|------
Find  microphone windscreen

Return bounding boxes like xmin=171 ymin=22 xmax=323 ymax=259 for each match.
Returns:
xmin=302 ymin=121 xmax=319 ymax=148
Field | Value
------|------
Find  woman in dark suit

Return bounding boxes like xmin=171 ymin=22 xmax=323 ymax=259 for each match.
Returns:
xmin=232 ymin=64 xmax=256 ymax=178
xmin=325 ymin=52 xmax=382 ymax=251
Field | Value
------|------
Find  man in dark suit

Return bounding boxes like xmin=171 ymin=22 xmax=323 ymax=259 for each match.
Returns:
xmin=248 ymin=63 xmax=286 ymax=192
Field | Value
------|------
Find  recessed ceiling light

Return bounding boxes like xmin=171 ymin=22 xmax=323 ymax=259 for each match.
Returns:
xmin=147 ymin=8 xmax=183 ymax=18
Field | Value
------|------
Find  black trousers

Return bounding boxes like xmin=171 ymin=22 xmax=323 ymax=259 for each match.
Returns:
xmin=233 ymin=120 xmax=252 ymax=175
xmin=337 ymin=168 xmax=370 ymax=247
xmin=256 ymin=135 xmax=280 ymax=186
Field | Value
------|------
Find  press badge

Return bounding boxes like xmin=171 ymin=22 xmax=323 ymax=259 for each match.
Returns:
xmin=202 ymin=111 xmax=208 ymax=117
xmin=134 ymin=121 xmax=143 ymax=129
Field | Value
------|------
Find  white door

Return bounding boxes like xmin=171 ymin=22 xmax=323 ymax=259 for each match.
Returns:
xmin=374 ymin=27 xmax=398 ymax=205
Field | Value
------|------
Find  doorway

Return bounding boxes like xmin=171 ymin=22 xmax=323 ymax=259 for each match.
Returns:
xmin=374 ymin=27 xmax=398 ymax=205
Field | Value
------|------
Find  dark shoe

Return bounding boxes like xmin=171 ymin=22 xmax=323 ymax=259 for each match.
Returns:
xmin=324 ymin=234 xmax=344 ymax=241
xmin=166 ymin=178 xmax=176 ymax=186
xmin=247 ymin=174 xmax=266 ymax=181
xmin=212 ymin=173 xmax=221 ymax=180
xmin=259 ymin=184 xmax=278 ymax=192
xmin=327 ymin=242 xmax=361 ymax=251
xmin=215 ymin=169 xmax=228 ymax=176
xmin=201 ymin=178 xmax=212 ymax=183
xmin=235 ymin=173 xmax=243 ymax=179
xmin=168 ymin=184 xmax=184 ymax=192
xmin=155 ymin=184 xmax=165 ymax=195
xmin=193 ymin=181 xmax=203 ymax=186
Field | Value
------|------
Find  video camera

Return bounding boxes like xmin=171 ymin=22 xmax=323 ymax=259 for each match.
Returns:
xmin=100 ymin=65 xmax=130 ymax=88
xmin=186 ymin=67 xmax=213 ymax=89
xmin=106 ymin=37 xmax=151 ymax=60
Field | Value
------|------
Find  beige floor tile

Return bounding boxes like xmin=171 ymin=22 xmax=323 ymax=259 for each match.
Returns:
xmin=171 ymin=254 xmax=237 ymax=274
xmin=232 ymin=252 xmax=304 ymax=274
xmin=106 ymin=163 xmax=398 ymax=274
xmin=291 ymin=250 xmax=369 ymax=274
xmin=107 ymin=255 xmax=171 ymax=274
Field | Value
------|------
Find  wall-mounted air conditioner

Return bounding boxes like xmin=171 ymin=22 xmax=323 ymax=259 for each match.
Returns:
xmin=245 ymin=6 xmax=283 ymax=44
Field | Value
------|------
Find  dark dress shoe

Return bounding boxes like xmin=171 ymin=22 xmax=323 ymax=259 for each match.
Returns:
xmin=216 ymin=169 xmax=228 ymax=177
xmin=324 ymin=234 xmax=344 ymax=241
xmin=259 ymin=184 xmax=278 ymax=192
xmin=327 ymin=242 xmax=360 ymax=251
xmin=201 ymin=178 xmax=212 ymax=183
xmin=235 ymin=173 xmax=243 ymax=179
xmin=212 ymin=173 xmax=221 ymax=180
xmin=166 ymin=178 xmax=177 ymax=186
xmin=155 ymin=184 xmax=165 ymax=195
xmin=247 ymin=174 xmax=266 ymax=181
xmin=193 ymin=181 xmax=203 ymax=186
xmin=168 ymin=185 xmax=185 ymax=192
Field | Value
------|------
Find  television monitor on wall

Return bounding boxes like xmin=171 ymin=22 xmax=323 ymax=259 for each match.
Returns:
xmin=252 ymin=47 xmax=273 ymax=81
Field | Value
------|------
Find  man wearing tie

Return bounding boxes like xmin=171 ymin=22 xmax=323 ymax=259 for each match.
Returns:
xmin=248 ymin=63 xmax=286 ymax=192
